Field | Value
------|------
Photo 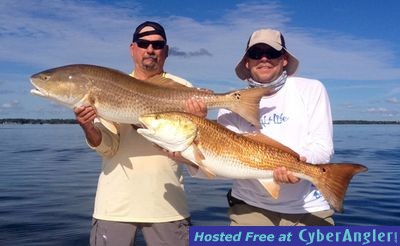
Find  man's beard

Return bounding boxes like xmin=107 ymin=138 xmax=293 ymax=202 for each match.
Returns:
xmin=141 ymin=55 xmax=159 ymax=71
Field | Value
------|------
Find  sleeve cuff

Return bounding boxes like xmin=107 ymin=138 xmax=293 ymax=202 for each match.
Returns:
xmin=86 ymin=121 xmax=119 ymax=157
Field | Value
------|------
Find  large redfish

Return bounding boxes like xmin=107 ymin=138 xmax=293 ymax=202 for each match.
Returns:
xmin=137 ymin=111 xmax=368 ymax=212
xmin=30 ymin=64 xmax=271 ymax=128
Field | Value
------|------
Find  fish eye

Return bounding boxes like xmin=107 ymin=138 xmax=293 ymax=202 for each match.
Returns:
xmin=68 ymin=75 xmax=73 ymax=80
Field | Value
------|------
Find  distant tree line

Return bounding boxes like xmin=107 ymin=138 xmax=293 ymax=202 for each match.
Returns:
xmin=0 ymin=119 xmax=76 ymax=124
xmin=0 ymin=119 xmax=399 ymax=125
xmin=333 ymin=120 xmax=400 ymax=125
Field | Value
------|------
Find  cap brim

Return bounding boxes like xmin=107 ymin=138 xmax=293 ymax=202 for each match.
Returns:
xmin=284 ymin=49 xmax=299 ymax=76
xmin=235 ymin=55 xmax=251 ymax=80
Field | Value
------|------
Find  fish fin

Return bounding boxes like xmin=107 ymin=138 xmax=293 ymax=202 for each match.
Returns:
xmin=222 ymin=87 xmax=274 ymax=128
xmin=192 ymin=142 xmax=205 ymax=162
xmin=199 ymin=166 xmax=217 ymax=179
xmin=311 ymin=163 xmax=367 ymax=213
xmin=243 ymin=133 xmax=300 ymax=159
xmin=73 ymin=93 xmax=92 ymax=108
xmin=186 ymin=163 xmax=200 ymax=176
xmin=188 ymin=143 xmax=216 ymax=178
xmin=98 ymin=117 xmax=118 ymax=135
xmin=258 ymin=179 xmax=281 ymax=199
xmin=145 ymin=74 xmax=192 ymax=89
xmin=120 ymin=163 xmax=130 ymax=179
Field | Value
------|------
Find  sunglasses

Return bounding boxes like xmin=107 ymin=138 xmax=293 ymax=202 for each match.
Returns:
xmin=135 ymin=39 xmax=166 ymax=50
xmin=246 ymin=47 xmax=283 ymax=60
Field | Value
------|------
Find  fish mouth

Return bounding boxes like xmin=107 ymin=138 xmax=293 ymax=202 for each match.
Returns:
xmin=30 ymin=88 xmax=46 ymax=97
xmin=138 ymin=115 xmax=152 ymax=129
xmin=137 ymin=118 xmax=151 ymax=133
xmin=136 ymin=127 xmax=154 ymax=136
xmin=137 ymin=122 xmax=151 ymax=132
xmin=137 ymin=116 xmax=160 ymax=136
xmin=30 ymin=79 xmax=48 ymax=97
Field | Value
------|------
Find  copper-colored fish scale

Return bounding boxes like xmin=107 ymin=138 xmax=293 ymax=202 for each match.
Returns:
xmin=181 ymin=112 xmax=319 ymax=174
xmin=159 ymin=112 xmax=367 ymax=212
xmin=31 ymin=64 xmax=272 ymax=126
xmin=82 ymin=65 xmax=221 ymax=117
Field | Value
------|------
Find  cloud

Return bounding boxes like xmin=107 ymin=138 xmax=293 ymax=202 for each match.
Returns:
xmin=367 ymin=107 xmax=389 ymax=113
xmin=367 ymin=107 xmax=398 ymax=117
xmin=1 ymin=100 xmax=19 ymax=109
xmin=2 ymin=0 xmax=400 ymax=83
xmin=0 ymin=0 xmax=139 ymax=70
xmin=342 ymin=103 xmax=354 ymax=109
xmin=1 ymin=0 xmax=400 ymax=119
xmin=386 ymin=97 xmax=400 ymax=104
xmin=169 ymin=47 xmax=212 ymax=58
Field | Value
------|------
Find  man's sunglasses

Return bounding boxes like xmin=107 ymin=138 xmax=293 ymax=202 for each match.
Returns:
xmin=135 ymin=39 xmax=166 ymax=50
xmin=246 ymin=47 xmax=284 ymax=60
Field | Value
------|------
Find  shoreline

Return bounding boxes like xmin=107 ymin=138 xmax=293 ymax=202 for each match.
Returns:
xmin=1 ymin=119 xmax=400 ymax=125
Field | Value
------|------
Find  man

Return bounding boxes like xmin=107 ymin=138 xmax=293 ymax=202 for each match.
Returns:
xmin=75 ymin=21 xmax=206 ymax=245
xmin=218 ymin=28 xmax=335 ymax=226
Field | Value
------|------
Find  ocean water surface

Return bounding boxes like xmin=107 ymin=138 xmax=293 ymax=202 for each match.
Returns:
xmin=0 ymin=124 xmax=399 ymax=245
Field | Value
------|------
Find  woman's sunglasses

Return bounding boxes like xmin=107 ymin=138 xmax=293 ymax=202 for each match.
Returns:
xmin=135 ymin=39 xmax=166 ymax=50
xmin=246 ymin=47 xmax=284 ymax=60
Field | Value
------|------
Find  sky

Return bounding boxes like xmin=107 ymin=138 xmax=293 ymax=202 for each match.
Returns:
xmin=1 ymin=0 xmax=399 ymax=120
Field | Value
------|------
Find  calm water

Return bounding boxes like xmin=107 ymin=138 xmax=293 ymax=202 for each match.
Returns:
xmin=0 ymin=124 xmax=399 ymax=245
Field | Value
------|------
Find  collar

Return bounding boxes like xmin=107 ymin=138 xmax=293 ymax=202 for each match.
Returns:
xmin=130 ymin=71 xmax=167 ymax=78
xmin=247 ymin=70 xmax=288 ymax=93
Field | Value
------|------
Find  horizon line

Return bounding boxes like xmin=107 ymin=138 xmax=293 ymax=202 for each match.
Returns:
xmin=1 ymin=118 xmax=399 ymax=125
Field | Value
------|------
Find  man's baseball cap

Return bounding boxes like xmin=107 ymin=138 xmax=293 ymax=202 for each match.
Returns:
xmin=132 ymin=21 xmax=167 ymax=43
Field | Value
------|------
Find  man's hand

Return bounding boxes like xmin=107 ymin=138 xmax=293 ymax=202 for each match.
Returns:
xmin=272 ymin=157 xmax=306 ymax=184
xmin=74 ymin=106 xmax=101 ymax=147
xmin=74 ymin=106 xmax=97 ymax=129
xmin=273 ymin=167 xmax=300 ymax=184
xmin=185 ymin=98 xmax=207 ymax=118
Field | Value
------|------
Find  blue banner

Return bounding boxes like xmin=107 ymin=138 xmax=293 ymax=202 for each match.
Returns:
xmin=190 ymin=226 xmax=399 ymax=245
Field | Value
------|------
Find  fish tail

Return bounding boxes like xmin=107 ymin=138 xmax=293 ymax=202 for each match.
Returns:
xmin=313 ymin=163 xmax=367 ymax=213
xmin=225 ymin=87 xmax=272 ymax=128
